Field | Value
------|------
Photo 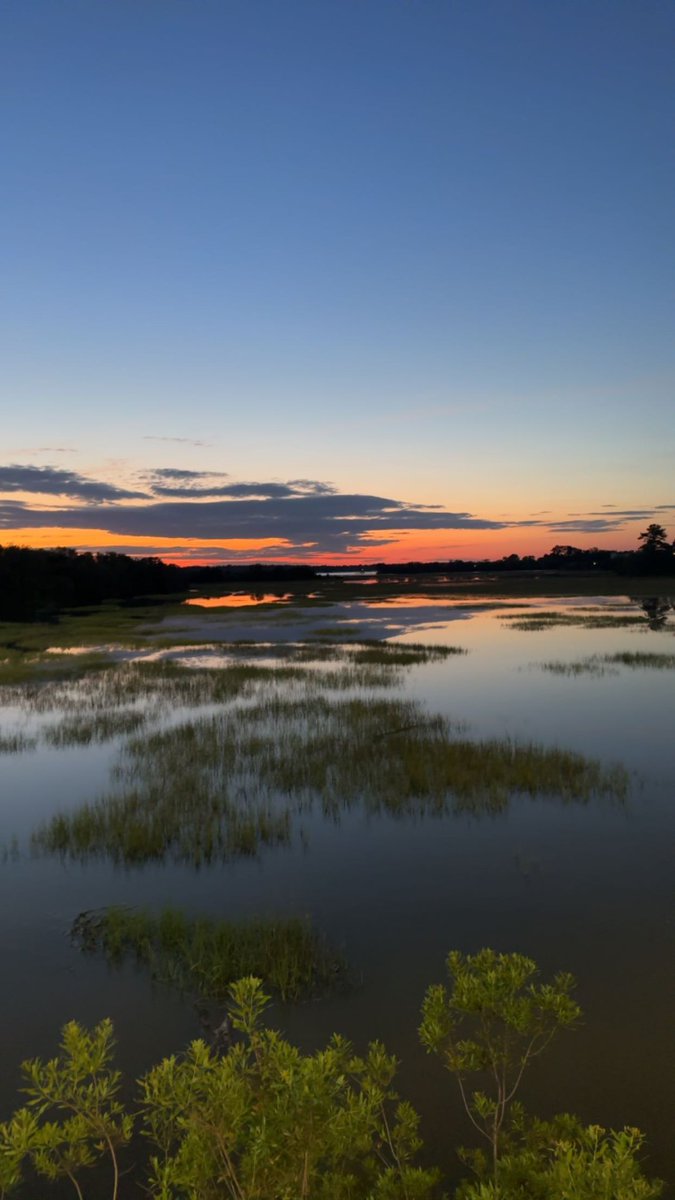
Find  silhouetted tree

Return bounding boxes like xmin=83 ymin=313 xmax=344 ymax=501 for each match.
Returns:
xmin=638 ymin=524 xmax=669 ymax=554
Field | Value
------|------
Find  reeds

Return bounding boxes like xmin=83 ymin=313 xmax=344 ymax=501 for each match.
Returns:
xmin=71 ymin=906 xmax=346 ymax=1001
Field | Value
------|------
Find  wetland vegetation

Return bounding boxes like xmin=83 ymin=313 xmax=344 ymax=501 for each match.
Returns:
xmin=32 ymin=691 xmax=629 ymax=867
xmin=540 ymin=651 xmax=675 ymax=677
xmin=0 ymin=957 xmax=663 ymax=1200
xmin=71 ymin=907 xmax=347 ymax=1002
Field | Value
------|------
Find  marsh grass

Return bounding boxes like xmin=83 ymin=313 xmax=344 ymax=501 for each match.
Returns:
xmin=604 ymin=651 xmax=675 ymax=669
xmin=43 ymin=710 xmax=149 ymax=746
xmin=540 ymin=661 xmax=615 ymax=678
xmin=36 ymin=792 xmax=292 ymax=866
xmin=0 ymin=731 xmax=38 ymax=754
xmin=71 ymin=906 xmax=346 ymax=1001
xmin=6 ymin=661 xmax=318 ymax=716
xmin=0 ymin=647 xmax=114 ymax=686
xmin=350 ymin=641 xmax=467 ymax=665
xmin=541 ymin=651 xmax=675 ymax=677
xmin=35 ymin=694 xmax=629 ymax=866
xmin=504 ymin=613 xmax=647 ymax=631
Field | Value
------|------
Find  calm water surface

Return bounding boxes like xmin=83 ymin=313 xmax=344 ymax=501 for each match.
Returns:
xmin=2 ymin=593 xmax=675 ymax=1191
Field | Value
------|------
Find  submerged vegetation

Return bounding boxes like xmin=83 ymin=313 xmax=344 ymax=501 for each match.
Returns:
xmin=71 ymin=907 xmax=346 ymax=1002
xmin=0 ymin=958 xmax=663 ymax=1200
xmin=34 ymin=692 xmax=629 ymax=866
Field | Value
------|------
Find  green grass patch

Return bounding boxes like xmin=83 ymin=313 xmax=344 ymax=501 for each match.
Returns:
xmin=71 ymin=906 xmax=346 ymax=1002
xmin=34 ymin=695 xmax=629 ymax=866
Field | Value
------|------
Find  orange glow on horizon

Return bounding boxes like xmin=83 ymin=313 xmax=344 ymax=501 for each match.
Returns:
xmin=1 ymin=527 xmax=289 ymax=553
xmin=0 ymin=521 xmax=641 ymax=566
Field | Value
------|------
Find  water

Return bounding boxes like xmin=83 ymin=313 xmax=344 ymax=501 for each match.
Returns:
xmin=1 ymin=592 xmax=675 ymax=1191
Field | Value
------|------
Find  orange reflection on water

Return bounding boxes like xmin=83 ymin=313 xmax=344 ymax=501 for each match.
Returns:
xmin=184 ymin=593 xmax=292 ymax=609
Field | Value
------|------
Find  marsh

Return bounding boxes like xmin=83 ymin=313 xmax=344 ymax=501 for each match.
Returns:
xmin=1 ymin=582 xmax=674 ymax=1189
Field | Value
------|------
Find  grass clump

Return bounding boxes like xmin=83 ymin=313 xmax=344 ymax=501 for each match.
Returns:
xmin=604 ymin=651 xmax=675 ymax=669
xmin=505 ymin=612 xmax=646 ymax=631
xmin=350 ymin=640 xmax=467 ymax=666
xmin=540 ymin=660 xmax=614 ymax=678
xmin=34 ymin=695 xmax=629 ymax=866
xmin=43 ymin=710 xmax=149 ymax=747
xmin=541 ymin=651 xmax=675 ymax=677
xmin=71 ymin=907 xmax=346 ymax=1002
xmin=35 ymin=792 xmax=291 ymax=867
xmin=0 ymin=731 xmax=38 ymax=754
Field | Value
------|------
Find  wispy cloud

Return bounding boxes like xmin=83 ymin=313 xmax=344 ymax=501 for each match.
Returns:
xmin=142 ymin=436 xmax=212 ymax=447
xmin=545 ymin=518 xmax=631 ymax=534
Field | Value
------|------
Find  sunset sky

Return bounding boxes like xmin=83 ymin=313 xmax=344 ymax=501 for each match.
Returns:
xmin=2 ymin=0 xmax=673 ymax=564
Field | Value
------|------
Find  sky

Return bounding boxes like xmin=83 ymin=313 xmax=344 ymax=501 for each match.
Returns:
xmin=1 ymin=0 xmax=673 ymax=564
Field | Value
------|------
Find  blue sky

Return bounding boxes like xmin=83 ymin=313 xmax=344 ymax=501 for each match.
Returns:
xmin=2 ymin=0 xmax=673 ymax=561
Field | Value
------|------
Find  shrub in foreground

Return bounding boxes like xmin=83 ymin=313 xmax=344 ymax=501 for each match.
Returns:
xmin=0 ymin=959 xmax=663 ymax=1199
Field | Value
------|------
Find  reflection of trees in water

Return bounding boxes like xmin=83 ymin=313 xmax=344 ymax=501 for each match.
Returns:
xmin=633 ymin=597 xmax=673 ymax=630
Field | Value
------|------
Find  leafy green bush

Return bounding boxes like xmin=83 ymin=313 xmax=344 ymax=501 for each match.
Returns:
xmin=0 ymin=959 xmax=663 ymax=1200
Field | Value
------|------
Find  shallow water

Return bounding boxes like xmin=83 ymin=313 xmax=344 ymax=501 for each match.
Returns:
xmin=2 ymin=593 xmax=675 ymax=1191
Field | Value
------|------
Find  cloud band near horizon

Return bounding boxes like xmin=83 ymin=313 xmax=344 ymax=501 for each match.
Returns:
xmin=0 ymin=463 xmax=671 ymax=562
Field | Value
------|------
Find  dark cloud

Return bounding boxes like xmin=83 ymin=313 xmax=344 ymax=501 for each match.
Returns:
xmin=545 ymin=518 xmax=629 ymax=534
xmin=287 ymin=479 xmax=337 ymax=495
xmin=148 ymin=468 xmax=225 ymax=481
xmin=0 ymin=486 xmax=506 ymax=554
xmin=148 ymin=478 xmax=339 ymax=500
xmin=585 ymin=509 xmax=659 ymax=519
xmin=0 ymin=465 xmax=146 ymax=503
xmin=8 ymin=462 xmax=663 ymax=558
xmin=150 ymin=482 xmax=300 ymax=499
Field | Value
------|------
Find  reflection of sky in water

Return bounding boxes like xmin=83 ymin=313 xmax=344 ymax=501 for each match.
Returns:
xmin=2 ymin=594 xmax=675 ymax=1187
xmin=184 ymin=592 xmax=292 ymax=608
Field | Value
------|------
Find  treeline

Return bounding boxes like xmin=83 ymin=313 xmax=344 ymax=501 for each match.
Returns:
xmin=2 ymin=530 xmax=673 ymax=621
xmin=376 ymin=542 xmax=675 ymax=577
xmin=0 ymin=547 xmax=184 ymax=621
xmin=185 ymin=562 xmax=317 ymax=584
